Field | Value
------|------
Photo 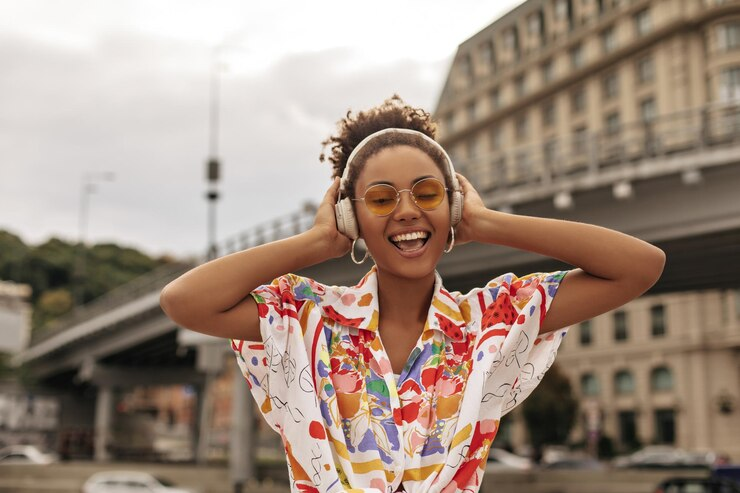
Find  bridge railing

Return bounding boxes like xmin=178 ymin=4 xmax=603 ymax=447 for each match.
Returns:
xmin=459 ymin=101 xmax=740 ymax=199
xmin=28 ymin=102 xmax=740 ymax=348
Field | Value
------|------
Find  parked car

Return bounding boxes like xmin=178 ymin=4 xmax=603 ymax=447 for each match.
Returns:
xmin=81 ymin=471 xmax=200 ymax=493
xmin=486 ymin=448 xmax=533 ymax=471
xmin=615 ymin=446 xmax=716 ymax=469
xmin=0 ymin=445 xmax=59 ymax=465
xmin=542 ymin=457 xmax=606 ymax=470
xmin=654 ymin=476 xmax=740 ymax=493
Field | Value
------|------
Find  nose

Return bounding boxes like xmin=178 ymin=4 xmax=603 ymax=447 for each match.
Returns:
xmin=392 ymin=189 xmax=420 ymax=220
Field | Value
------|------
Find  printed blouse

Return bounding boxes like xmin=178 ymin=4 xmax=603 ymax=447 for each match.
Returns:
xmin=231 ymin=267 xmax=570 ymax=493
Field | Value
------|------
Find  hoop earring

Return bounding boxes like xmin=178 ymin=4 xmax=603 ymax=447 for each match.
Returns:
xmin=444 ymin=227 xmax=455 ymax=254
xmin=351 ymin=239 xmax=369 ymax=265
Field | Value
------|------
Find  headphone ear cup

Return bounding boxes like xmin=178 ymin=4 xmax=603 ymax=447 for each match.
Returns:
xmin=450 ymin=190 xmax=464 ymax=226
xmin=334 ymin=198 xmax=359 ymax=240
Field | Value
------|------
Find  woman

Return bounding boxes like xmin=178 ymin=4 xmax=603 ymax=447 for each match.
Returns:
xmin=160 ymin=96 xmax=665 ymax=493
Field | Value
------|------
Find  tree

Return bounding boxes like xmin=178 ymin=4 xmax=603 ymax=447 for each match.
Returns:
xmin=521 ymin=363 xmax=577 ymax=459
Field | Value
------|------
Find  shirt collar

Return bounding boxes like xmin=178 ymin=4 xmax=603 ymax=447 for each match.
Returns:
xmin=323 ymin=266 xmax=468 ymax=341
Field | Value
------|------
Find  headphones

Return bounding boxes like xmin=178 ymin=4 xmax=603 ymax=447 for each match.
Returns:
xmin=334 ymin=128 xmax=463 ymax=240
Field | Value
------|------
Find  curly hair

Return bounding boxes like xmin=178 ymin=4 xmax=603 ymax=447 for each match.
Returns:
xmin=320 ymin=95 xmax=451 ymax=199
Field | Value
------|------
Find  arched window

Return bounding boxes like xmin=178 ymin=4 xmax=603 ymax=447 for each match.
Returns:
xmin=614 ymin=370 xmax=635 ymax=394
xmin=651 ymin=366 xmax=673 ymax=392
xmin=581 ymin=373 xmax=600 ymax=396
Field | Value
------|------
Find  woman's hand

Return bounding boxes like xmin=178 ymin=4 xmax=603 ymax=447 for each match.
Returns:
xmin=312 ymin=177 xmax=352 ymax=258
xmin=454 ymin=173 xmax=489 ymax=245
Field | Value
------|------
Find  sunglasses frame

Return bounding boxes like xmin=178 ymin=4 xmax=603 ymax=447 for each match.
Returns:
xmin=352 ymin=177 xmax=450 ymax=217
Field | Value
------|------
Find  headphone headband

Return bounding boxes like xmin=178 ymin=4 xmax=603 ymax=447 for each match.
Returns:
xmin=339 ymin=128 xmax=460 ymax=197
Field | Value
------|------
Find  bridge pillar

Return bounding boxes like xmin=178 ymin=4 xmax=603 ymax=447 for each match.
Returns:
xmin=230 ymin=366 xmax=255 ymax=492
xmin=94 ymin=385 xmax=113 ymax=462
xmin=195 ymin=343 xmax=224 ymax=463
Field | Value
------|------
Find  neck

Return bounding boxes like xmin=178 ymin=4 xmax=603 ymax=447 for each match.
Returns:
xmin=375 ymin=267 xmax=436 ymax=328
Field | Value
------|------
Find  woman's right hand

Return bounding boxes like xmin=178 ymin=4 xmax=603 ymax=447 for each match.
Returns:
xmin=312 ymin=177 xmax=352 ymax=259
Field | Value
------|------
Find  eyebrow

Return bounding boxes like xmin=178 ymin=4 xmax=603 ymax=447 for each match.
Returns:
xmin=367 ymin=175 xmax=437 ymax=187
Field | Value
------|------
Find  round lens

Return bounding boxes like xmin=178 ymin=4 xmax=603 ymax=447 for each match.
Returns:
xmin=363 ymin=184 xmax=398 ymax=215
xmin=411 ymin=179 xmax=446 ymax=210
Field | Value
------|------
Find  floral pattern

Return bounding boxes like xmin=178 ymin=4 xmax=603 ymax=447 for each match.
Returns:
xmin=231 ymin=267 xmax=569 ymax=493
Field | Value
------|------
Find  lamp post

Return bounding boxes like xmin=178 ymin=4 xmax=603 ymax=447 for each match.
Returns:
xmin=73 ymin=171 xmax=115 ymax=307
xmin=206 ymin=48 xmax=224 ymax=261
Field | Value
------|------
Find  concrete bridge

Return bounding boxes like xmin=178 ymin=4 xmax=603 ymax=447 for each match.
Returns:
xmin=10 ymin=102 xmax=740 ymax=485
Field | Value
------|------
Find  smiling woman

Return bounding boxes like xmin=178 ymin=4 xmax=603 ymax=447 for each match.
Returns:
xmin=159 ymin=95 xmax=665 ymax=493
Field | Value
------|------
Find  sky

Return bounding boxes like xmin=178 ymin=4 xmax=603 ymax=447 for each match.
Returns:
xmin=0 ymin=0 xmax=523 ymax=260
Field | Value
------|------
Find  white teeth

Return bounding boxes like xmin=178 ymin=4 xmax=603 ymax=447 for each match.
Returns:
xmin=390 ymin=231 xmax=429 ymax=242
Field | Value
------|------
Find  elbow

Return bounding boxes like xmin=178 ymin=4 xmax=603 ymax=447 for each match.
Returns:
xmin=160 ymin=283 xmax=183 ymax=322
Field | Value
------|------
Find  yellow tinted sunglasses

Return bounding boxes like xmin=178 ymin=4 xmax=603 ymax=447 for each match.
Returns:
xmin=353 ymin=177 xmax=448 ymax=216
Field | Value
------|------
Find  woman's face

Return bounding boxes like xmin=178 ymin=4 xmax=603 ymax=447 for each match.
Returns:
xmin=353 ymin=145 xmax=450 ymax=281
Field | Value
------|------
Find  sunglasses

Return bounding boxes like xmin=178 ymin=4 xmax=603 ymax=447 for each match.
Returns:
xmin=352 ymin=177 xmax=449 ymax=216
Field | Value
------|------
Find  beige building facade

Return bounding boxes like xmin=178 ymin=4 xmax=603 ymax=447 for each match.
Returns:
xmin=435 ymin=0 xmax=740 ymax=459
xmin=435 ymin=0 xmax=740 ymax=194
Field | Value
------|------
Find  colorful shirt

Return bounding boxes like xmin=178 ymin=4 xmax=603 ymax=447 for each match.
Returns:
xmin=231 ymin=267 xmax=569 ymax=493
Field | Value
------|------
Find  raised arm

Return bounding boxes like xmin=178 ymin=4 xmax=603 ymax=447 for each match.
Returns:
xmin=454 ymin=174 xmax=666 ymax=334
xmin=159 ymin=178 xmax=350 ymax=340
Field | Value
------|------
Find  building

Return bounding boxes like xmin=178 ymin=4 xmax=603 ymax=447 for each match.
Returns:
xmin=435 ymin=0 xmax=740 ymax=203
xmin=0 ymin=280 xmax=31 ymax=354
xmin=435 ymin=0 xmax=740 ymax=458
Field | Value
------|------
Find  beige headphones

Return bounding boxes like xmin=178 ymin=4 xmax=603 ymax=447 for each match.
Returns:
xmin=334 ymin=128 xmax=463 ymax=240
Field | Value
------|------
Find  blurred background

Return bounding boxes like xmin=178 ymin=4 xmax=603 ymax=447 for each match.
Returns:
xmin=2 ymin=0 xmax=740 ymax=492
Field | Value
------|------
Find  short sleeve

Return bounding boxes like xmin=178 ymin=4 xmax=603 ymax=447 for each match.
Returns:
xmin=229 ymin=274 xmax=320 ymax=432
xmin=478 ymin=271 xmax=570 ymax=418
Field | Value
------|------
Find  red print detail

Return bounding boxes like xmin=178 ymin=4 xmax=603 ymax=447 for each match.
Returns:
xmin=322 ymin=305 xmax=366 ymax=328
xmin=308 ymin=420 xmax=326 ymax=440
xmin=434 ymin=313 xmax=465 ymax=339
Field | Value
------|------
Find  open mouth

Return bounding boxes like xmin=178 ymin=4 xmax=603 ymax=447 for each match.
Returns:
xmin=388 ymin=231 xmax=430 ymax=252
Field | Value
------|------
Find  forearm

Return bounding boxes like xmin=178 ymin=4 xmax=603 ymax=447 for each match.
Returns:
xmin=161 ymin=228 xmax=331 ymax=317
xmin=472 ymin=209 xmax=665 ymax=285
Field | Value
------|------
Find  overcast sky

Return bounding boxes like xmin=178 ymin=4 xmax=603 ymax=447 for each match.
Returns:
xmin=0 ymin=0 xmax=522 ymax=260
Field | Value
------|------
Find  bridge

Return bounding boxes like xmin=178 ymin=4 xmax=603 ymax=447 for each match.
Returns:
xmin=11 ymin=102 xmax=740 ymax=483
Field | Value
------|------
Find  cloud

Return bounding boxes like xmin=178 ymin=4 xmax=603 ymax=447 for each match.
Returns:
xmin=0 ymin=29 xmax=451 ymax=260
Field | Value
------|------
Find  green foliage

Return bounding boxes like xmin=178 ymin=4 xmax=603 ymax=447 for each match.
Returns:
xmin=521 ymin=363 xmax=578 ymax=451
xmin=0 ymin=229 xmax=173 ymax=335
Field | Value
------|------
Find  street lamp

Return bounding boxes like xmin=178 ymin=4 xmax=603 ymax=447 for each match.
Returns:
xmin=206 ymin=48 xmax=225 ymax=261
xmin=73 ymin=171 xmax=115 ymax=307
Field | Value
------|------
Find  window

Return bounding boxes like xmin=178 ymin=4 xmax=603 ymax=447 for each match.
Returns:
xmin=505 ymin=26 xmax=520 ymax=60
xmin=579 ymin=320 xmax=593 ymax=345
xmin=515 ymin=74 xmax=527 ymax=98
xmin=651 ymin=366 xmax=673 ymax=391
xmin=516 ymin=114 xmax=529 ymax=140
xmin=618 ymin=411 xmax=638 ymax=449
xmin=635 ymin=9 xmax=651 ymax=36
xmin=467 ymin=137 xmax=479 ymax=159
xmin=654 ymin=409 xmax=676 ymax=444
xmin=555 ymin=0 xmax=570 ymax=20
xmin=515 ymin=151 xmax=532 ymax=175
xmin=528 ymin=13 xmax=542 ymax=36
xmin=490 ymin=88 xmax=501 ymax=110
xmin=571 ymin=87 xmax=586 ymax=113
xmin=570 ymin=43 xmax=584 ymax=69
xmin=543 ymin=100 xmax=556 ymax=126
xmin=573 ymin=126 xmax=588 ymax=155
xmin=467 ymin=101 xmax=477 ymax=122
xmin=581 ymin=373 xmax=600 ymax=396
xmin=445 ymin=112 xmax=456 ymax=132
xmin=717 ymin=22 xmax=740 ymax=51
xmin=601 ymin=26 xmax=616 ymax=53
xmin=603 ymin=72 xmax=619 ymax=100
xmin=459 ymin=54 xmax=473 ymax=85
xmin=650 ymin=304 xmax=665 ymax=336
xmin=490 ymin=126 xmax=502 ymax=150
xmin=614 ymin=370 xmax=635 ymax=394
xmin=543 ymin=139 xmax=558 ymax=166
xmin=605 ymin=112 xmax=620 ymax=136
xmin=636 ymin=55 xmax=654 ymax=84
xmin=542 ymin=59 xmax=554 ymax=83
xmin=613 ymin=310 xmax=628 ymax=341
xmin=480 ymin=40 xmax=496 ymax=72
xmin=720 ymin=67 xmax=740 ymax=102
xmin=640 ymin=97 xmax=656 ymax=123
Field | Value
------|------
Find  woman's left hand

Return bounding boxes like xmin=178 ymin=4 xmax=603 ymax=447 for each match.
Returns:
xmin=453 ymin=173 xmax=488 ymax=245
